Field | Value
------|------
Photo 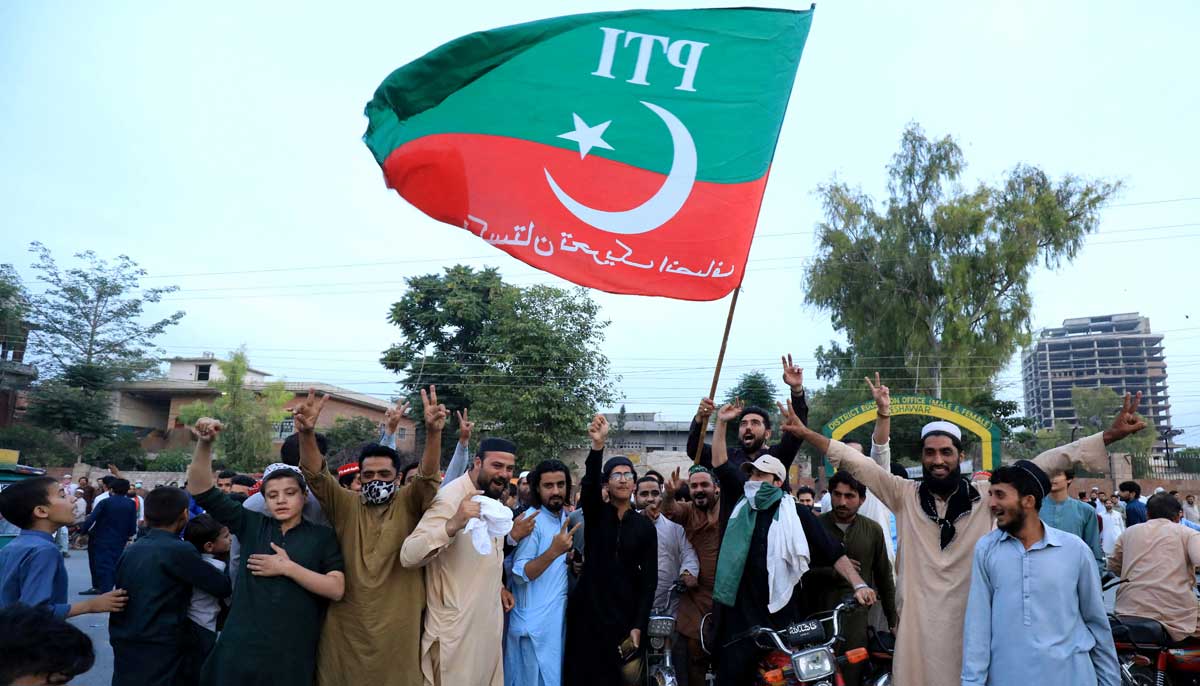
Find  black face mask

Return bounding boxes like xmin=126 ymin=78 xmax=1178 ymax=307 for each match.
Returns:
xmin=922 ymin=463 xmax=963 ymax=497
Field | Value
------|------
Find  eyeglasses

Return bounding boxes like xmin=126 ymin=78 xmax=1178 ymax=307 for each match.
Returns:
xmin=609 ymin=472 xmax=635 ymax=482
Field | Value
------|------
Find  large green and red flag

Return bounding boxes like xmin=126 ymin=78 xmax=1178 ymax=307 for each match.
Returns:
xmin=363 ymin=7 xmax=813 ymax=300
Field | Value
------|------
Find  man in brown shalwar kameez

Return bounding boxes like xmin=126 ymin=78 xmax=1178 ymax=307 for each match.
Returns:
xmin=776 ymin=389 xmax=1148 ymax=686
xmin=295 ymin=387 xmax=446 ymax=686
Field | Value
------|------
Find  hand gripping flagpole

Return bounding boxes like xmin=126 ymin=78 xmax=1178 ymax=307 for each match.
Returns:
xmin=692 ymin=286 xmax=740 ymax=465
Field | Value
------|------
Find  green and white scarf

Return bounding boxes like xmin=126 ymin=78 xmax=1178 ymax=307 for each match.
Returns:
xmin=713 ymin=481 xmax=784 ymax=606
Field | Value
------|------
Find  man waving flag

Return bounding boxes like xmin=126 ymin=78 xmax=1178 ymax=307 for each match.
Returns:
xmin=363 ymin=7 xmax=814 ymax=300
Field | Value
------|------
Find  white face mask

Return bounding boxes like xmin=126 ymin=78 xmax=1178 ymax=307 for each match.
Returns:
xmin=743 ymin=480 xmax=763 ymax=503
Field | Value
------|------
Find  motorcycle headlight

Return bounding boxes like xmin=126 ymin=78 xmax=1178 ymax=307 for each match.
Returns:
xmin=791 ymin=647 xmax=834 ymax=680
xmin=650 ymin=636 xmax=666 ymax=650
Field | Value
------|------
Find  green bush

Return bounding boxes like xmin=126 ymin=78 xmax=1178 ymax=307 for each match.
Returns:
xmin=149 ymin=448 xmax=191 ymax=473
xmin=0 ymin=424 xmax=77 ymax=467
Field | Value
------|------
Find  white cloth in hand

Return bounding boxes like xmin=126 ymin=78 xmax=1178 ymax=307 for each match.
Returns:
xmin=464 ymin=495 xmax=514 ymax=555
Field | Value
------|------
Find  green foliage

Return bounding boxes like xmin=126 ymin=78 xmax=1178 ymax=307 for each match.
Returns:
xmin=149 ymin=448 xmax=191 ymax=473
xmin=612 ymin=404 xmax=629 ymax=445
xmin=0 ymin=424 xmax=76 ymax=467
xmin=324 ymin=415 xmax=380 ymax=466
xmin=805 ymin=124 xmax=1120 ymax=403
xmin=82 ymin=432 xmax=147 ymax=471
xmin=24 ymin=242 xmax=184 ymax=380
xmin=383 ymin=266 xmax=616 ymax=467
xmin=177 ymin=350 xmax=291 ymax=472
xmin=25 ymin=379 xmax=115 ymax=441
xmin=0 ymin=264 xmax=27 ymax=355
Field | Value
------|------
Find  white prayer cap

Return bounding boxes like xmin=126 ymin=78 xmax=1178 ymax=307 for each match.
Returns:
xmin=1155 ymin=487 xmax=1166 ymax=494
xmin=518 ymin=471 xmax=530 ymax=481
xmin=921 ymin=421 xmax=962 ymax=441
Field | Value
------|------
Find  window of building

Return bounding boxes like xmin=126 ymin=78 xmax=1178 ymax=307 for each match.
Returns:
xmin=397 ymin=427 xmax=407 ymax=441
xmin=196 ymin=364 xmax=211 ymax=381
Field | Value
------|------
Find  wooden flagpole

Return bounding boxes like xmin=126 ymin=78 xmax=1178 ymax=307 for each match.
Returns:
xmin=693 ymin=286 xmax=741 ymax=465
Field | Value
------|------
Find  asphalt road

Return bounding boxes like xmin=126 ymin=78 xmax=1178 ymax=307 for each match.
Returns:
xmin=63 ymin=551 xmax=113 ymax=686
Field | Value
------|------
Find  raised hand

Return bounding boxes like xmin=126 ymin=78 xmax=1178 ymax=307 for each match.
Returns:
xmin=588 ymin=414 xmax=609 ymax=450
xmin=384 ymin=399 xmax=411 ymax=434
xmin=550 ymin=519 xmax=582 ymax=556
xmin=865 ymin=372 xmax=891 ymax=415
xmin=510 ymin=509 xmax=538 ymax=542
xmin=716 ymin=399 xmax=744 ymax=424
xmin=781 ymin=354 xmax=804 ymax=391
xmin=290 ymin=388 xmax=328 ymax=434
xmin=1104 ymin=391 xmax=1148 ymax=445
xmin=247 ymin=543 xmax=295 ymax=578
xmin=776 ymin=399 xmax=808 ymax=438
xmin=666 ymin=467 xmax=683 ymax=496
xmin=695 ymin=397 xmax=715 ymax=424
xmin=456 ymin=408 xmax=475 ymax=443
xmin=191 ymin=417 xmax=223 ymax=444
xmin=421 ymin=385 xmax=448 ymax=433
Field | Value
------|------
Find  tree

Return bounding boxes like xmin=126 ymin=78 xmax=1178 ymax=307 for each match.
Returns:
xmin=82 ymin=432 xmax=148 ymax=471
xmin=612 ymin=404 xmax=628 ymax=446
xmin=382 ymin=266 xmax=616 ymax=467
xmin=1068 ymin=386 xmax=1156 ymax=456
xmin=177 ymin=350 xmax=290 ymax=472
xmin=0 ymin=264 xmax=27 ymax=356
xmin=24 ymin=242 xmax=184 ymax=380
xmin=805 ymin=124 xmax=1120 ymax=404
xmin=0 ymin=425 xmax=76 ymax=467
xmin=324 ymin=415 xmax=381 ymax=468
xmin=24 ymin=374 xmax=116 ymax=449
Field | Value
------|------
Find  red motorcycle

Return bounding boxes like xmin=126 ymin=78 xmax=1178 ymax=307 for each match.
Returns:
xmin=724 ymin=597 xmax=870 ymax=686
xmin=1106 ymin=576 xmax=1200 ymax=685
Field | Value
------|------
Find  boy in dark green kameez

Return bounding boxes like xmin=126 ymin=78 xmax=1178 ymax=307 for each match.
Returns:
xmin=186 ymin=417 xmax=346 ymax=686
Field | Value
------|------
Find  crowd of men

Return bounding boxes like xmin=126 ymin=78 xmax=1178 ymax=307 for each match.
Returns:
xmin=2 ymin=354 xmax=1198 ymax=686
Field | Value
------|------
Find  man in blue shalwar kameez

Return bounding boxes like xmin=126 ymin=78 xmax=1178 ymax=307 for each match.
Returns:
xmin=506 ymin=460 xmax=578 ymax=686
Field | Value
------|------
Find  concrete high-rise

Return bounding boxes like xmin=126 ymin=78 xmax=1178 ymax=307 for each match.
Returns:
xmin=1022 ymin=313 xmax=1171 ymax=437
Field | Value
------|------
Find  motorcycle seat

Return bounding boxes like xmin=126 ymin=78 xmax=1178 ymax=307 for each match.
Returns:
xmin=1112 ymin=615 xmax=1171 ymax=646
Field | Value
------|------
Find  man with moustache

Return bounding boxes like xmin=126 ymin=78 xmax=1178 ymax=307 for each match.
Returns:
xmin=402 ymin=434 xmax=518 ymax=686
xmin=297 ymin=388 xmax=444 ymax=686
xmin=664 ymin=463 xmax=739 ymax=686
xmin=777 ymin=389 xmax=1147 ymax=686
xmin=635 ymin=476 xmax=699 ymax=616
xmin=962 ymin=461 xmax=1118 ymax=686
xmin=505 ymin=460 xmax=579 ymax=686
xmin=687 ymin=354 xmax=811 ymax=489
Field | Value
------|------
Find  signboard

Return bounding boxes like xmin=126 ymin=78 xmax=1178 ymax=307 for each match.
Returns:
xmin=821 ymin=394 xmax=1002 ymax=472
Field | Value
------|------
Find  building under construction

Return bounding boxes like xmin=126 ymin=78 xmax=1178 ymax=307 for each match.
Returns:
xmin=1021 ymin=313 xmax=1172 ymax=441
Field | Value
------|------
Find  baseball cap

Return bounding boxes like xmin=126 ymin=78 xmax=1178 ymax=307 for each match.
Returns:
xmin=741 ymin=455 xmax=786 ymax=483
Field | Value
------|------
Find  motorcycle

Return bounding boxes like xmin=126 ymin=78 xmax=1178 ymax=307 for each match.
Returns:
xmin=724 ymin=596 xmax=870 ymax=686
xmin=862 ymin=626 xmax=895 ymax=686
xmin=645 ymin=581 xmax=686 ymax=686
xmin=1104 ymin=575 xmax=1200 ymax=685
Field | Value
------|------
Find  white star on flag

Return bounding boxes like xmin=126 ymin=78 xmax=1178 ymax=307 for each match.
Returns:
xmin=557 ymin=113 xmax=614 ymax=160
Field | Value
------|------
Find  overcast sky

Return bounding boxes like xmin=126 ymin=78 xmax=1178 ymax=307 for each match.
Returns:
xmin=3 ymin=1 xmax=1198 ymax=441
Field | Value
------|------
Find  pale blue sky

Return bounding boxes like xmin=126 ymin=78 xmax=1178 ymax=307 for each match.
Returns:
xmin=2 ymin=1 xmax=1198 ymax=440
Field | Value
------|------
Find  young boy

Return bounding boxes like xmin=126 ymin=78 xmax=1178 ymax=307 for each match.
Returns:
xmin=180 ymin=514 xmax=231 ymax=683
xmin=109 ymin=487 xmax=232 ymax=686
xmin=0 ymin=604 xmax=96 ymax=686
xmin=0 ymin=477 xmax=128 ymax=618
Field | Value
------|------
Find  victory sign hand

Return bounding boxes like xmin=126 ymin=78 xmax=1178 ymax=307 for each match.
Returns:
xmin=291 ymin=389 xmax=327 ymax=434
xmin=422 ymin=385 xmax=448 ymax=433
xmin=781 ymin=354 xmax=804 ymax=391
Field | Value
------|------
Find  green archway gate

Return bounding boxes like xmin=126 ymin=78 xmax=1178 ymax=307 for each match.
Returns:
xmin=820 ymin=394 xmax=1003 ymax=473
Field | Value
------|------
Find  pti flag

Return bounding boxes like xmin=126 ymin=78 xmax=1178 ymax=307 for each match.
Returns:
xmin=363 ymin=8 xmax=813 ymax=300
